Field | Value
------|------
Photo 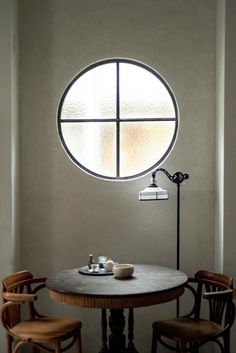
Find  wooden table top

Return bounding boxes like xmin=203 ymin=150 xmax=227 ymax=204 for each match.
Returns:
xmin=46 ymin=265 xmax=187 ymax=309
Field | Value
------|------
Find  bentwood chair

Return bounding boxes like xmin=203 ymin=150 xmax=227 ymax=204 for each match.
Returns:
xmin=151 ymin=270 xmax=235 ymax=353
xmin=1 ymin=270 xmax=82 ymax=353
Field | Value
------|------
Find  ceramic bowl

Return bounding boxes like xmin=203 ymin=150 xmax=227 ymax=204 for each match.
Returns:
xmin=113 ymin=264 xmax=134 ymax=279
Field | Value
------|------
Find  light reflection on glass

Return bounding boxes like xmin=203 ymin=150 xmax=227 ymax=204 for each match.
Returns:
xmin=61 ymin=63 xmax=116 ymax=120
xmin=120 ymin=63 xmax=175 ymax=119
xmin=120 ymin=121 xmax=175 ymax=177
xmin=61 ymin=122 xmax=116 ymax=176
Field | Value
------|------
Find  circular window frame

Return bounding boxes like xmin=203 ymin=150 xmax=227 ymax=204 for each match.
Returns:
xmin=57 ymin=58 xmax=179 ymax=181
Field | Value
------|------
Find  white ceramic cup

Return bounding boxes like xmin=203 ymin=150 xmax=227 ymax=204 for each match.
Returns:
xmin=90 ymin=264 xmax=99 ymax=272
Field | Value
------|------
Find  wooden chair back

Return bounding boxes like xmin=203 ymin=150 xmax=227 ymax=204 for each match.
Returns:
xmin=1 ymin=270 xmax=82 ymax=353
xmin=151 ymin=270 xmax=235 ymax=353
xmin=192 ymin=270 xmax=233 ymax=323
xmin=2 ymin=270 xmax=47 ymax=326
xmin=195 ymin=269 xmax=233 ymax=287
xmin=2 ymin=270 xmax=33 ymax=290
xmin=2 ymin=271 xmax=34 ymax=327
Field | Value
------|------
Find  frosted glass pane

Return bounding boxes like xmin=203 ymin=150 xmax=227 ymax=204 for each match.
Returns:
xmin=61 ymin=123 xmax=116 ymax=176
xmin=120 ymin=122 xmax=175 ymax=177
xmin=58 ymin=59 xmax=179 ymax=180
xmin=120 ymin=63 xmax=175 ymax=119
xmin=61 ymin=63 xmax=116 ymax=120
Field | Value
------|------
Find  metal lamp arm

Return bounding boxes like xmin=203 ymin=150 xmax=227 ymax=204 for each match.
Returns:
xmin=152 ymin=168 xmax=189 ymax=185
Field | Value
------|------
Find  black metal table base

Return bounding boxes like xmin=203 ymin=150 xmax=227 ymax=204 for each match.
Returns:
xmin=99 ymin=309 xmax=139 ymax=353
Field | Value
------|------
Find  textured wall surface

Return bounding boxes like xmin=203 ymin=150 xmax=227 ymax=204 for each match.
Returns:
xmin=0 ymin=0 xmax=19 ymax=345
xmin=18 ymin=1 xmax=216 ymax=352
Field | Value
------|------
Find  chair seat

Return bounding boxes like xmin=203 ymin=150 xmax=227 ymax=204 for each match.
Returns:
xmin=12 ymin=316 xmax=82 ymax=342
xmin=153 ymin=317 xmax=223 ymax=342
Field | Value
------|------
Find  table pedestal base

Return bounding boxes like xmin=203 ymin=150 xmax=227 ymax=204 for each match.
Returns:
xmin=99 ymin=309 xmax=139 ymax=353
xmin=109 ymin=309 xmax=126 ymax=353
xmin=126 ymin=309 xmax=139 ymax=353
xmin=99 ymin=309 xmax=109 ymax=353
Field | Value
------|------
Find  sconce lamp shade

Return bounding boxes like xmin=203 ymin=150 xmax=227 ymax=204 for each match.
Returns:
xmin=139 ymin=185 xmax=169 ymax=201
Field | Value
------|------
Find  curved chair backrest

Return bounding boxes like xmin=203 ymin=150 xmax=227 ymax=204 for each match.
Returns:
xmin=2 ymin=271 xmax=35 ymax=327
xmin=2 ymin=270 xmax=47 ymax=326
xmin=191 ymin=270 xmax=234 ymax=325
xmin=2 ymin=270 xmax=34 ymax=292
xmin=195 ymin=270 xmax=233 ymax=288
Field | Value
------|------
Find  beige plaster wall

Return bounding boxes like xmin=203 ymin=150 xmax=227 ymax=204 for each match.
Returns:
xmin=224 ymin=0 xmax=236 ymax=287
xmin=216 ymin=0 xmax=236 ymax=349
xmin=0 ymin=0 xmax=19 ymax=345
xmin=18 ymin=1 xmax=216 ymax=352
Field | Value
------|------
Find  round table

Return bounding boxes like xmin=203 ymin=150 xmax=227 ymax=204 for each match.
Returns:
xmin=46 ymin=265 xmax=187 ymax=353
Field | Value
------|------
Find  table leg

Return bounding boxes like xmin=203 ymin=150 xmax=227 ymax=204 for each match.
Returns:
xmin=126 ymin=309 xmax=139 ymax=353
xmin=108 ymin=309 xmax=126 ymax=353
xmin=99 ymin=309 xmax=109 ymax=353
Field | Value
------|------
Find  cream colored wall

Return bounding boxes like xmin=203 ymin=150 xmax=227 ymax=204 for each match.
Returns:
xmin=17 ymin=1 xmax=216 ymax=352
xmin=5 ymin=0 xmax=236 ymax=351
xmin=0 ymin=0 xmax=19 ymax=345
xmin=216 ymin=0 xmax=236 ymax=349
xmin=224 ymin=0 xmax=236 ymax=290
xmin=215 ymin=0 xmax=236 ymax=282
xmin=19 ymin=0 xmax=216 ymax=272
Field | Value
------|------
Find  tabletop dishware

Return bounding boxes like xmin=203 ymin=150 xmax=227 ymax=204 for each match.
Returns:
xmin=98 ymin=256 xmax=108 ymax=268
xmin=104 ymin=259 xmax=115 ymax=272
xmin=113 ymin=264 xmax=134 ymax=279
xmin=90 ymin=264 xmax=99 ymax=272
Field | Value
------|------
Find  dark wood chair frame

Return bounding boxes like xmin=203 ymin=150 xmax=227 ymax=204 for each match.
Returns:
xmin=151 ymin=270 xmax=236 ymax=353
xmin=1 ymin=270 xmax=82 ymax=353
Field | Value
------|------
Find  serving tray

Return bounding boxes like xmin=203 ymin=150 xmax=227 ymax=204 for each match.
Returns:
xmin=78 ymin=266 xmax=113 ymax=276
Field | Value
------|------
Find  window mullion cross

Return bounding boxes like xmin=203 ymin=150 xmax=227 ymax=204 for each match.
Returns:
xmin=116 ymin=61 xmax=120 ymax=178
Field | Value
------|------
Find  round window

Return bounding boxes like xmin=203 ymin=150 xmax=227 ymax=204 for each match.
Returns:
xmin=57 ymin=58 xmax=178 ymax=180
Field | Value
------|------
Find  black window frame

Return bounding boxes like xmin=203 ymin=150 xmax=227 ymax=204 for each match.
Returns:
xmin=57 ymin=58 xmax=179 ymax=180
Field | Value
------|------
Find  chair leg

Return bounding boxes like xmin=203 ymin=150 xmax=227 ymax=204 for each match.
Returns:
xmin=179 ymin=342 xmax=187 ymax=353
xmin=190 ymin=343 xmax=199 ymax=353
xmin=55 ymin=342 xmax=61 ymax=353
xmin=151 ymin=329 xmax=158 ymax=353
xmin=32 ymin=346 xmax=40 ymax=353
xmin=224 ymin=334 xmax=230 ymax=353
xmin=13 ymin=341 xmax=28 ymax=353
xmin=6 ymin=334 xmax=13 ymax=353
xmin=75 ymin=330 xmax=82 ymax=353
